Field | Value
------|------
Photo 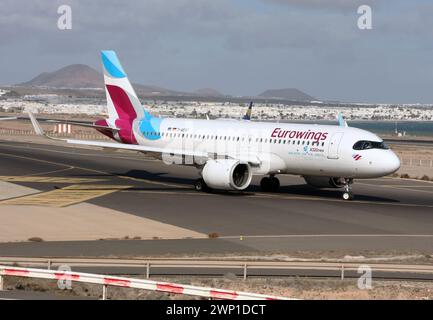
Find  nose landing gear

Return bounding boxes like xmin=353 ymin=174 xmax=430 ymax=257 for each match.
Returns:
xmin=260 ymin=175 xmax=280 ymax=192
xmin=342 ymin=178 xmax=354 ymax=200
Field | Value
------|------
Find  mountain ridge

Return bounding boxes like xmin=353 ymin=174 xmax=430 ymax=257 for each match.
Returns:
xmin=17 ymin=64 xmax=316 ymax=101
xmin=258 ymin=88 xmax=315 ymax=102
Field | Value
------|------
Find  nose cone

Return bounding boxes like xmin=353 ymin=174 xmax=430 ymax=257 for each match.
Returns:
xmin=385 ymin=151 xmax=400 ymax=175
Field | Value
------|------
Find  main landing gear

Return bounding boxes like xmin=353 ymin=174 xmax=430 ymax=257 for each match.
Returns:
xmin=260 ymin=175 xmax=280 ymax=192
xmin=194 ymin=178 xmax=209 ymax=192
xmin=342 ymin=178 xmax=354 ymax=200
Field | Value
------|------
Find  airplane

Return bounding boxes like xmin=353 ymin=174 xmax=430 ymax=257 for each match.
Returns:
xmin=25 ymin=50 xmax=400 ymax=200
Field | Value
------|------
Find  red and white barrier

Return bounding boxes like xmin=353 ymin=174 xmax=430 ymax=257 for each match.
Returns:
xmin=53 ymin=123 xmax=72 ymax=134
xmin=0 ymin=265 xmax=292 ymax=300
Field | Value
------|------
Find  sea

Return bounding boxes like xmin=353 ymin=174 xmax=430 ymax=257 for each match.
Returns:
xmin=281 ymin=120 xmax=433 ymax=138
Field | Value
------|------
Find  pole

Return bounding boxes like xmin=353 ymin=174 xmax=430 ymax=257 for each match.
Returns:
xmin=102 ymin=284 xmax=107 ymax=300
xmin=146 ymin=262 xmax=150 ymax=279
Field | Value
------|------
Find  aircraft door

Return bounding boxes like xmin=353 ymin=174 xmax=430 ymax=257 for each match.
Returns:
xmin=327 ymin=132 xmax=344 ymax=159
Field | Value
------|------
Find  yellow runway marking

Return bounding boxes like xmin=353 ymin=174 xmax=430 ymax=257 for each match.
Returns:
xmin=0 ymin=176 xmax=105 ymax=184
xmin=0 ymin=184 xmax=131 ymax=207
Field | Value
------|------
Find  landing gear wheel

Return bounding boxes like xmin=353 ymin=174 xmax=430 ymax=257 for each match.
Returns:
xmin=194 ymin=178 xmax=208 ymax=192
xmin=342 ymin=192 xmax=353 ymax=200
xmin=260 ymin=177 xmax=271 ymax=192
xmin=260 ymin=176 xmax=280 ymax=192
xmin=342 ymin=178 xmax=354 ymax=200
xmin=270 ymin=176 xmax=280 ymax=192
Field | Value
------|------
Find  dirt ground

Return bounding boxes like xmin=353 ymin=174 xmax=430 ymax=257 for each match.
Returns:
xmin=389 ymin=144 xmax=433 ymax=179
xmin=3 ymin=275 xmax=432 ymax=300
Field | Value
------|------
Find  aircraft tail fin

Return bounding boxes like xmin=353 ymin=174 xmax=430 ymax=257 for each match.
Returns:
xmin=101 ymin=51 xmax=149 ymax=123
xmin=337 ymin=112 xmax=348 ymax=127
xmin=242 ymin=101 xmax=253 ymax=120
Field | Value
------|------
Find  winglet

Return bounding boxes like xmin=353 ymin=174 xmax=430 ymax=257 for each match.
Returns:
xmin=27 ymin=111 xmax=45 ymax=136
xmin=337 ymin=112 xmax=348 ymax=127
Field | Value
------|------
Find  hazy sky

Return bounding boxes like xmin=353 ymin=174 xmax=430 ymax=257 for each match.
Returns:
xmin=1 ymin=0 xmax=433 ymax=103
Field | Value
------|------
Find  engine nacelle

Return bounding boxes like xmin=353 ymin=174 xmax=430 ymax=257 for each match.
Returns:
xmin=202 ymin=159 xmax=252 ymax=190
xmin=303 ymin=176 xmax=345 ymax=189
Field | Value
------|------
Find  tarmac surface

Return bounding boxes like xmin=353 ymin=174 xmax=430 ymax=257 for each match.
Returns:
xmin=0 ymin=139 xmax=432 ymax=256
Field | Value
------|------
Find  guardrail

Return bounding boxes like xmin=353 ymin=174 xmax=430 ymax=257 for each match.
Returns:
xmin=0 ymin=128 xmax=109 ymax=140
xmin=1 ymin=257 xmax=433 ymax=281
xmin=400 ymin=158 xmax=433 ymax=168
xmin=0 ymin=265 xmax=290 ymax=300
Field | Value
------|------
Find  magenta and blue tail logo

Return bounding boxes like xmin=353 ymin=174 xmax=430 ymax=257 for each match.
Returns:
xmin=101 ymin=51 xmax=126 ymax=78
xmin=352 ymin=154 xmax=362 ymax=161
xmin=101 ymin=50 xmax=162 ymax=142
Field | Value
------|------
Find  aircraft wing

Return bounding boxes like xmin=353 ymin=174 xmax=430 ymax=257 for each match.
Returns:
xmin=27 ymin=111 xmax=208 ymax=158
xmin=65 ymin=138 xmax=209 ymax=158
xmin=65 ymin=139 xmax=261 ymax=165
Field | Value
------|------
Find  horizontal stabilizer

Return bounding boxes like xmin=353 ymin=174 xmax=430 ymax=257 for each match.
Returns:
xmin=44 ymin=119 xmax=119 ymax=132
xmin=0 ymin=116 xmax=18 ymax=121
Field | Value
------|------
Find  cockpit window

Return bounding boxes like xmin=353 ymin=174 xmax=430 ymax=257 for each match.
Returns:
xmin=353 ymin=140 xmax=389 ymax=150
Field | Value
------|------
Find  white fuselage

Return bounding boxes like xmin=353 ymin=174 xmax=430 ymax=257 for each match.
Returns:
xmin=132 ymin=117 xmax=401 ymax=179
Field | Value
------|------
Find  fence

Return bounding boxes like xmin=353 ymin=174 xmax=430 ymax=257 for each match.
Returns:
xmin=0 ymin=265 xmax=291 ymax=300
xmin=1 ymin=257 xmax=433 ymax=281
xmin=400 ymin=158 xmax=433 ymax=168
xmin=0 ymin=128 xmax=109 ymax=140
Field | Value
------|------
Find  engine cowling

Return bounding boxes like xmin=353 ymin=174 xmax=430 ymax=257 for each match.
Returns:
xmin=202 ymin=159 xmax=252 ymax=190
xmin=303 ymin=176 xmax=345 ymax=188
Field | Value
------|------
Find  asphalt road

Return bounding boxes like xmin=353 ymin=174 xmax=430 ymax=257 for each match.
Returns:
xmin=0 ymin=140 xmax=432 ymax=256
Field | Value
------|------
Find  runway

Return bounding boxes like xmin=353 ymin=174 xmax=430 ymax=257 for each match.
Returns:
xmin=0 ymin=139 xmax=432 ymax=256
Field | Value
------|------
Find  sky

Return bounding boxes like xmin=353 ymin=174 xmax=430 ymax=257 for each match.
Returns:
xmin=1 ymin=0 xmax=433 ymax=103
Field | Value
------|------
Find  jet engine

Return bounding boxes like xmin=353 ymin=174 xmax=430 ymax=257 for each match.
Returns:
xmin=202 ymin=159 xmax=252 ymax=190
xmin=303 ymin=176 xmax=345 ymax=188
